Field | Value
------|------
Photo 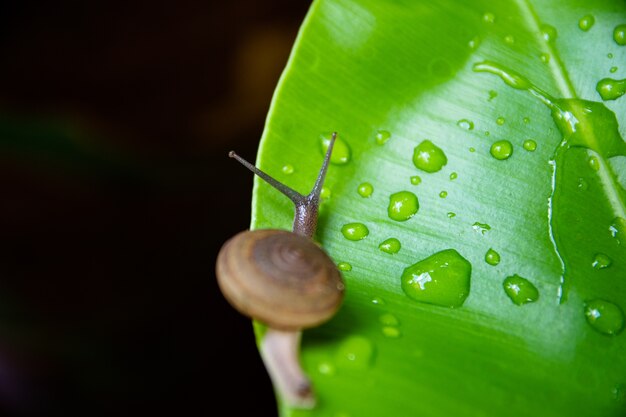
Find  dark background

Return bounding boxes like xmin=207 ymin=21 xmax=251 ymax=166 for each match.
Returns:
xmin=0 ymin=1 xmax=310 ymax=415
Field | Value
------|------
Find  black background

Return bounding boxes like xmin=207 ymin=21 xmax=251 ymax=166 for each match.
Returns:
xmin=0 ymin=1 xmax=310 ymax=416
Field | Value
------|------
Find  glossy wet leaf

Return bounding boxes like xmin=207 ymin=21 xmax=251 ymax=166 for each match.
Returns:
xmin=249 ymin=0 xmax=626 ymax=416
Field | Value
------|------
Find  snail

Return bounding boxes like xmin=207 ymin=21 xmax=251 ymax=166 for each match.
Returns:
xmin=216 ymin=132 xmax=345 ymax=408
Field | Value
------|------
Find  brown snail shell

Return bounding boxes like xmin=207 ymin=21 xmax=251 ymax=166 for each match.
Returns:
xmin=216 ymin=229 xmax=344 ymax=331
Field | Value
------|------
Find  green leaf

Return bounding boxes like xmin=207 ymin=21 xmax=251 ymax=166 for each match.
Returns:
xmin=250 ymin=0 xmax=626 ymax=415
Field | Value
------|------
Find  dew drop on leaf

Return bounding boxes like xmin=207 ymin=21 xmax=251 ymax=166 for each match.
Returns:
xmin=282 ymin=164 xmax=294 ymax=174
xmin=472 ymin=222 xmax=491 ymax=235
xmin=447 ymin=212 xmax=456 ymax=218
xmin=503 ymin=274 xmax=539 ymax=305
xmin=584 ymin=300 xmax=625 ymax=336
xmin=449 ymin=172 xmax=458 ymax=180
xmin=596 ymin=78 xmax=626 ymax=101
xmin=523 ymin=139 xmax=537 ymax=151
xmin=588 ymin=155 xmax=600 ymax=171
xmin=496 ymin=116 xmax=505 ymax=125
xmin=336 ymin=336 xmax=375 ymax=370
xmin=338 ymin=262 xmax=353 ymax=271
xmin=379 ymin=313 xmax=399 ymax=326
xmin=439 ymin=190 xmax=448 ymax=198
xmin=485 ymin=248 xmax=501 ymax=266
xmin=578 ymin=15 xmax=595 ymax=31
xmin=382 ymin=327 xmax=401 ymax=338
xmin=490 ymin=140 xmax=513 ymax=160
xmin=341 ymin=222 xmax=369 ymax=241
xmin=614 ymin=24 xmax=626 ymax=46
xmin=412 ymin=140 xmax=448 ymax=173
xmin=387 ymin=191 xmax=419 ymax=221
xmin=375 ymin=130 xmax=391 ymax=145
xmin=357 ymin=182 xmax=374 ymax=198
xmin=379 ymin=237 xmax=401 ymax=254
xmin=410 ymin=175 xmax=422 ymax=185
xmin=591 ymin=253 xmax=612 ymax=269
xmin=320 ymin=132 xmax=351 ymax=164
xmin=540 ymin=53 xmax=551 ymax=64
xmin=541 ymin=23 xmax=557 ymax=42
xmin=457 ymin=119 xmax=474 ymax=130
xmin=482 ymin=12 xmax=495 ymax=24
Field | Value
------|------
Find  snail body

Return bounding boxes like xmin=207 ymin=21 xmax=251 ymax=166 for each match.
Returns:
xmin=215 ymin=133 xmax=344 ymax=408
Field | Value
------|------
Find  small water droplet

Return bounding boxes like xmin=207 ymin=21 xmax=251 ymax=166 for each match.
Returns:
xmin=484 ymin=131 xmax=491 ymax=136
xmin=371 ymin=297 xmax=385 ymax=306
xmin=341 ymin=223 xmax=369 ymax=241
xmin=317 ymin=360 xmax=336 ymax=376
xmin=357 ymin=182 xmax=374 ymax=198
xmin=540 ymin=53 xmax=551 ymax=63
xmin=503 ymin=274 xmax=539 ymax=305
xmin=338 ymin=262 xmax=352 ymax=271
xmin=614 ymin=24 xmax=626 ymax=46
xmin=375 ymin=130 xmax=391 ymax=145
xmin=588 ymin=155 xmax=600 ymax=171
xmin=596 ymin=78 xmax=626 ymax=101
xmin=610 ymin=217 xmax=626 ymax=243
xmin=450 ymin=172 xmax=458 ymax=180
xmin=608 ymin=52 xmax=614 ymax=59
xmin=320 ymin=132 xmax=351 ymax=165
xmin=584 ymin=299 xmax=625 ymax=336
xmin=523 ymin=139 xmax=537 ymax=151
xmin=488 ymin=90 xmax=498 ymax=101
xmin=379 ymin=313 xmax=399 ymax=326
xmin=472 ymin=222 xmax=491 ymax=235
xmin=413 ymin=140 xmax=448 ymax=173
xmin=382 ymin=327 xmax=401 ymax=338
xmin=401 ymin=249 xmax=472 ymax=308
xmin=577 ymin=177 xmax=588 ymax=191
xmin=457 ymin=119 xmax=474 ymax=130
xmin=439 ymin=191 xmax=448 ymax=198
xmin=336 ymin=336 xmax=375 ymax=370
xmin=447 ymin=212 xmax=456 ymax=218
xmin=469 ymin=147 xmax=476 ymax=153
xmin=281 ymin=164 xmax=294 ymax=174
xmin=541 ymin=24 xmax=557 ymax=42
xmin=610 ymin=66 xmax=618 ymax=73
xmin=388 ymin=191 xmax=419 ymax=221
xmin=591 ymin=253 xmax=612 ymax=269
xmin=490 ymin=140 xmax=513 ymax=160
xmin=504 ymin=35 xmax=515 ymax=44
xmin=485 ymin=248 xmax=501 ymax=266
xmin=483 ymin=12 xmax=495 ymax=24
xmin=496 ymin=116 xmax=505 ymax=125
xmin=523 ymin=117 xmax=530 ymax=123
xmin=468 ymin=36 xmax=481 ymax=50
xmin=379 ymin=237 xmax=401 ymax=254
xmin=320 ymin=186 xmax=331 ymax=199
xmin=578 ymin=15 xmax=595 ymax=31
xmin=410 ymin=175 xmax=422 ymax=185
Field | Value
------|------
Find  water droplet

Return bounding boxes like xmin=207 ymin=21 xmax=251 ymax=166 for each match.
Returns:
xmin=469 ymin=147 xmax=476 ymax=153
xmin=457 ymin=119 xmax=474 ymax=130
xmin=412 ymin=140 xmax=448 ymax=173
xmin=610 ymin=217 xmax=626 ymax=243
xmin=483 ymin=12 xmax=495 ymax=24
xmin=472 ymin=222 xmax=491 ymax=235
xmin=485 ymin=248 xmax=501 ymax=266
xmin=320 ymin=132 xmax=351 ymax=165
xmin=584 ymin=300 xmax=625 ymax=336
xmin=588 ymin=155 xmax=600 ymax=171
xmin=608 ymin=52 xmax=614 ymax=59
xmin=320 ymin=186 xmax=331 ymax=199
xmin=375 ymin=130 xmax=391 ymax=145
xmin=338 ymin=262 xmax=352 ymax=271
xmin=379 ymin=313 xmax=399 ymax=326
xmin=503 ymin=275 xmax=539 ymax=305
xmin=488 ymin=90 xmax=498 ymax=101
xmin=523 ymin=139 xmax=537 ymax=151
xmin=496 ymin=116 xmax=505 ymax=125
xmin=591 ymin=253 xmax=612 ymax=269
xmin=468 ymin=36 xmax=481 ymax=50
xmin=447 ymin=212 xmax=456 ymax=218
xmin=336 ymin=336 xmax=375 ymax=370
xmin=504 ymin=35 xmax=515 ymax=44
xmin=614 ymin=24 xmax=626 ymax=46
xmin=484 ymin=131 xmax=490 ymax=136
xmin=388 ymin=191 xmax=419 ymax=221
xmin=410 ymin=175 xmax=422 ymax=185
xmin=439 ymin=191 xmax=448 ymax=198
xmin=596 ymin=78 xmax=626 ymax=101
xmin=357 ymin=182 xmax=374 ymax=198
xmin=341 ymin=223 xmax=369 ymax=241
xmin=490 ymin=140 xmax=513 ymax=160
xmin=523 ymin=117 xmax=530 ymax=123
xmin=449 ymin=172 xmax=458 ymax=180
xmin=541 ymin=24 xmax=557 ymax=42
xmin=371 ymin=297 xmax=385 ymax=306
xmin=315 ymin=360 xmax=336 ymax=377
xmin=578 ymin=15 xmax=595 ymax=31
xmin=474 ymin=61 xmax=532 ymax=90
xmin=379 ymin=237 xmax=401 ymax=254
xmin=610 ymin=66 xmax=618 ymax=73
xmin=540 ymin=53 xmax=551 ymax=64
xmin=577 ymin=178 xmax=588 ymax=191
xmin=401 ymin=249 xmax=472 ymax=308
xmin=382 ymin=327 xmax=401 ymax=338
xmin=281 ymin=164 xmax=294 ymax=174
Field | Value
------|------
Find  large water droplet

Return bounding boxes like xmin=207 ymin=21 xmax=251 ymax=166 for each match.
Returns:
xmin=338 ymin=262 xmax=352 ymax=272
xmin=490 ymin=140 xmax=513 ymax=160
xmin=457 ymin=119 xmax=474 ymax=130
xmin=388 ymin=191 xmax=419 ymax=221
xmin=503 ymin=275 xmax=539 ymax=305
xmin=412 ymin=140 xmax=448 ymax=173
xmin=401 ymin=249 xmax=472 ymax=308
xmin=379 ymin=237 xmax=401 ymax=254
xmin=584 ymin=300 xmax=625 ymax=335
xmin=578 ymin=15 xmax=595 ymax=31
xmin=596 ymin=78 xmax=626 ymax=101
xmin=485 ymin=248 xmax=501 ymax=266
xmin=341 ymin=223 xmax=369 ymax=241
xmin=357 ymin=182 xmax=374 ymax=198
xmin=541 ymin=24 xmax=557 ymax=42
xmin=375 ymin=130 xmax=391 ymax=145
xmin=591 ymin=253 xmax=612 ymax=269
xmin=320 ymin=133 xmax=351 ymax=165
xmin=410 ymin=175 xmax=422 ymax=185
xmin=614 ymin=24 xmax=626 ymax=46
xmin=336 ymin=336 xmax=375 ymax=370
xmin=472 ymin=222 xmax=491 ymax=235
xmin=523 ymin=139 xmax=537 ymax=152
